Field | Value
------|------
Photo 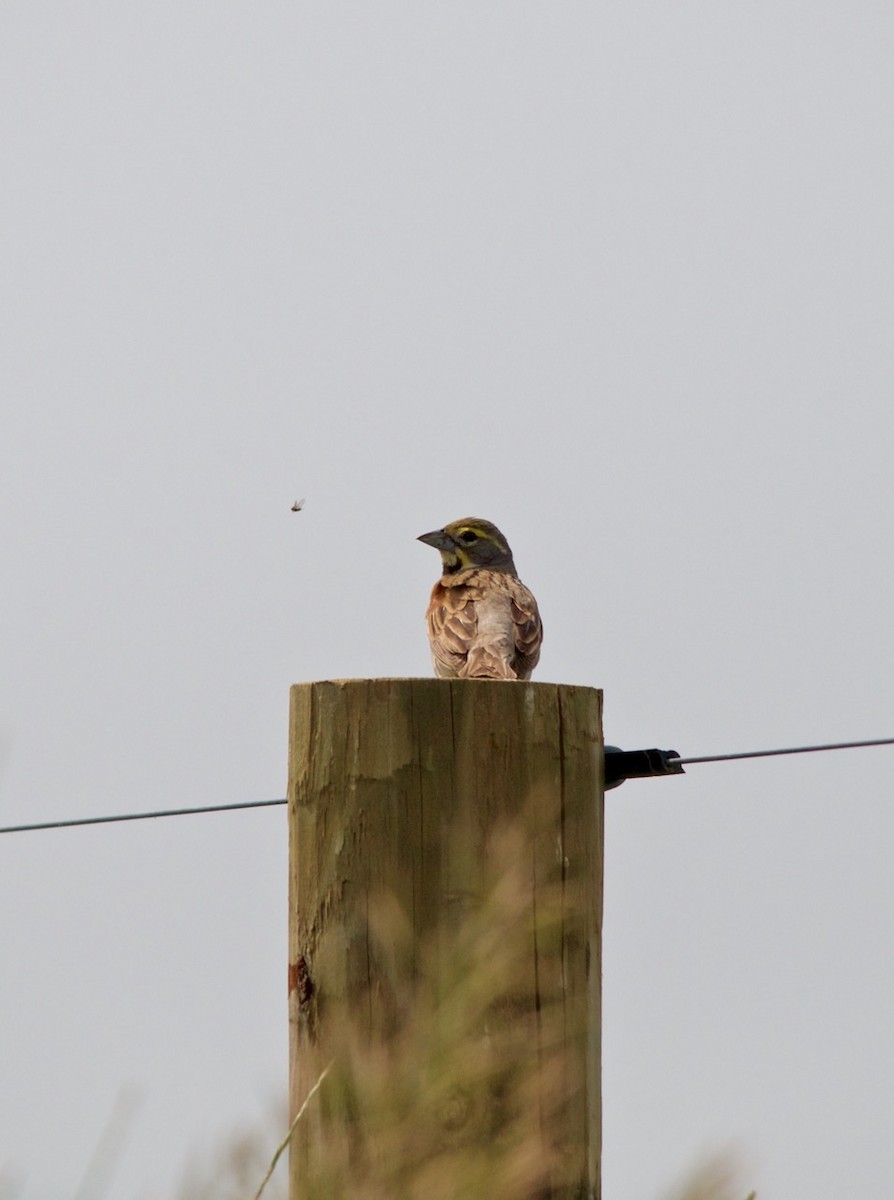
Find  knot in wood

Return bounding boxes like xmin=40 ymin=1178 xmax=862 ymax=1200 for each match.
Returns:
xmin=289 ymin=955 xmax=315 ymax=1008
xmin=440 ymin=1085 xmax=475 ymax=1135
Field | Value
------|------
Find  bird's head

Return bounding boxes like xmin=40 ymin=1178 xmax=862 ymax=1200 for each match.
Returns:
xmin=417 ymin=518 xmax=517 ymax=575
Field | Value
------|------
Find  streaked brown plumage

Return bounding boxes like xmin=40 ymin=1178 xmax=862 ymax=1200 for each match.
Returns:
xmin=417 ymin=517 xmax=543 ymax=680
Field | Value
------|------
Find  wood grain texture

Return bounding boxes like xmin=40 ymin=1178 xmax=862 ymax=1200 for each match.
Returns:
xmin=288 ymin=678 xmax=603 ymax=1199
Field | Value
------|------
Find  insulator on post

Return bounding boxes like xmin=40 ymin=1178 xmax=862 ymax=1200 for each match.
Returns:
xmin=603 ymin=746 xmax=685 ymax=791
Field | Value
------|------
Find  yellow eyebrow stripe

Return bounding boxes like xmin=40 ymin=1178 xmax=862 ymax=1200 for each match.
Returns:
xmin=459 ymin=525 xmax=502 ymax=547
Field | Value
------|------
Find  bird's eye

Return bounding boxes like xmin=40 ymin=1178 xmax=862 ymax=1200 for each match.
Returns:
xmin=459 ymin=530 xmax=478 ymax=544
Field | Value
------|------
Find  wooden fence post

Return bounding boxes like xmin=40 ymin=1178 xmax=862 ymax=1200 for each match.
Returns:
xmin=287 ymin=678 xmax=603 ymax=1199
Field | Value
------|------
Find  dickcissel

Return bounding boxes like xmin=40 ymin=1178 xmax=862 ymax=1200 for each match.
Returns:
xmin=418 ymin=517 xmax=543 ymax=680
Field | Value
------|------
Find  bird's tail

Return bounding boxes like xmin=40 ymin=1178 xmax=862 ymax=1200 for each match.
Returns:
xmin=459 ymin=644 xmax=517 ymax=680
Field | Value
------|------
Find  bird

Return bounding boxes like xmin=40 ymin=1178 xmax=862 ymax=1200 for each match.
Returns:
xmin=417 ymin=517 xmax=543 ymax=680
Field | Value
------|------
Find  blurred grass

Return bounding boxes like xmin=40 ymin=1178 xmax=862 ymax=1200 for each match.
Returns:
xmin=242 ymin=825 xmax=755 ymax=1200
xmin=176 ymin=1119 xmax=290 ymax=1200
xmin=1 ymin=820 xmax=755 ymax=1200
xmin=667 ymin=1153 xmax=755 ymax=1200
xmin=171 ymin=1127 xmax=754 ymax=1200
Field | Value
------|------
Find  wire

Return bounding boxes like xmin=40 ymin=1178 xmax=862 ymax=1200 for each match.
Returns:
xmin=3 ymin=735 xmax=894 ymax=836
xmin=0 ymin=797 xmax=287 ymax=836
xmin=670 ymin=736 xmax=894 ymax=766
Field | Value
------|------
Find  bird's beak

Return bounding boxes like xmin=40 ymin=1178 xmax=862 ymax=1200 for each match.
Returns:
xmin=417 ymin=528 xmax=454 ymax=551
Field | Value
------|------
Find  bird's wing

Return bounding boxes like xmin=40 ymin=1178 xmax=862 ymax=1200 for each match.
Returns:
xmin=426 ymin=582 xmax=478 ymax=676
xmin=508 ymin=581 xmax=543 ymax=679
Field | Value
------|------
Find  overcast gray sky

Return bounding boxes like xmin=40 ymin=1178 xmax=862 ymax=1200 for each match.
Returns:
xmin=2 ymin=2 xmax=894 ymax=1197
